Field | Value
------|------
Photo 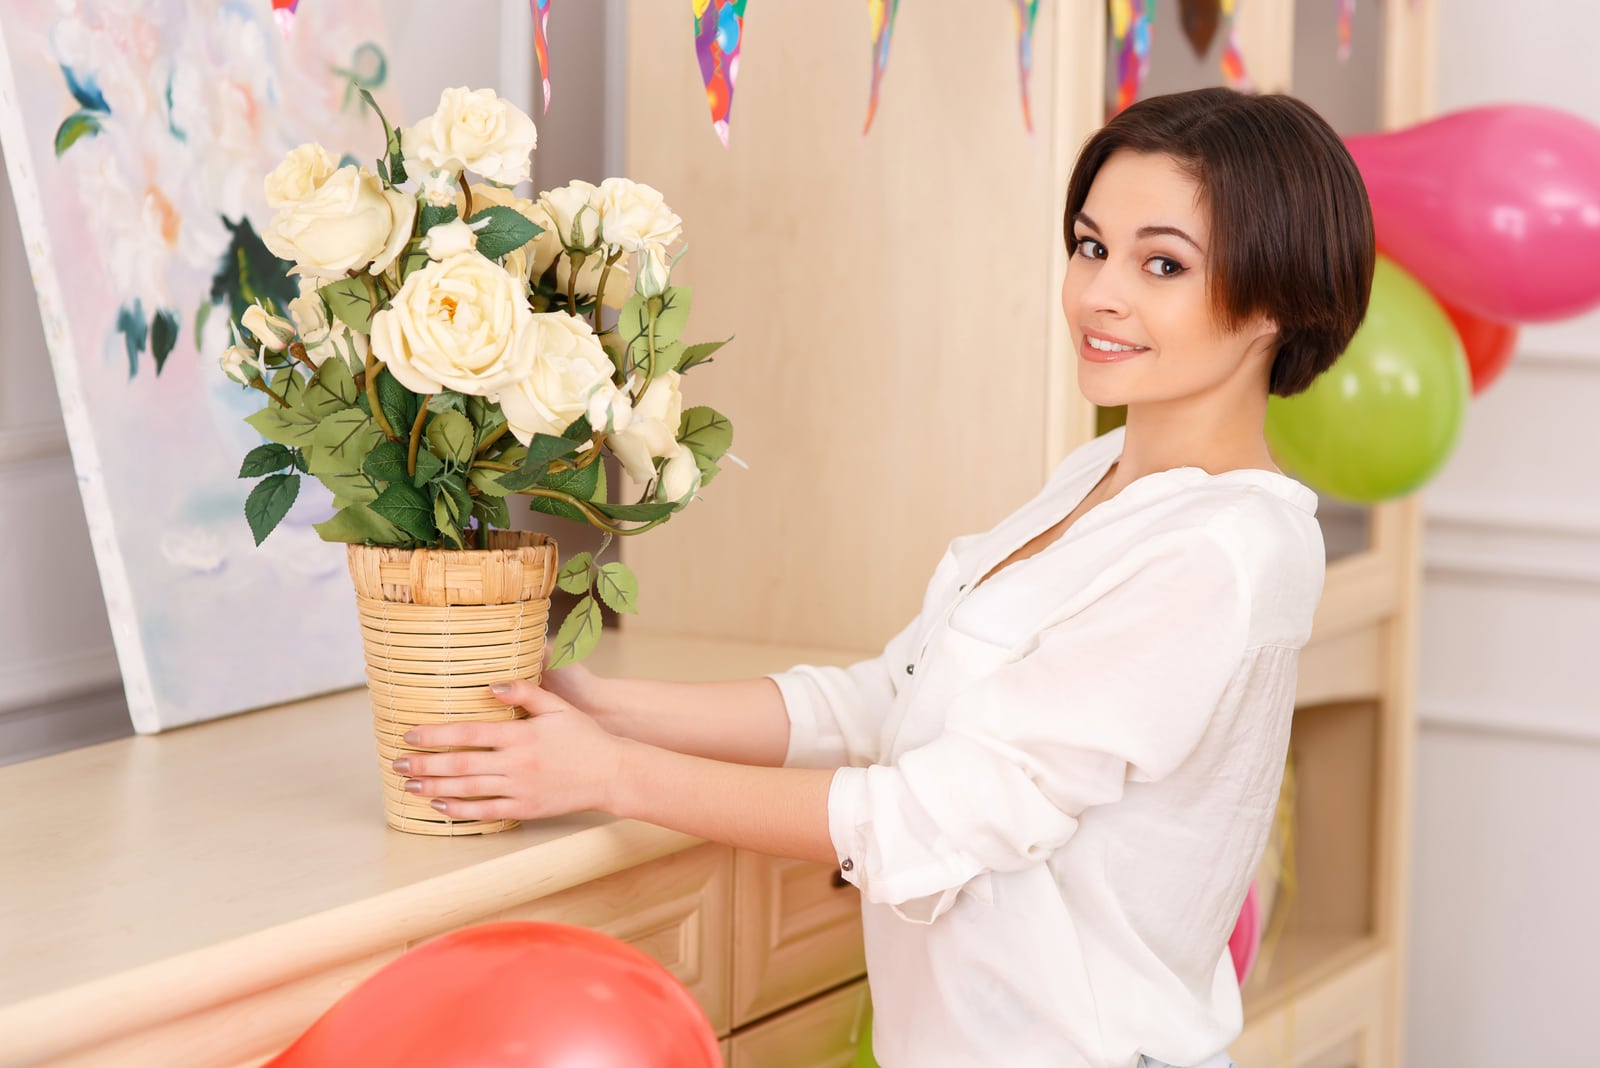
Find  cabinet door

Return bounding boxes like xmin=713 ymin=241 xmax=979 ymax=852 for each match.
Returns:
xmin=727 ymin=980 xmax=870 ymax=1068
xmin=497 ymin=842 xmax=735 ymax=1035
xmin=732 ymin=852 xmax=866 ymax=1027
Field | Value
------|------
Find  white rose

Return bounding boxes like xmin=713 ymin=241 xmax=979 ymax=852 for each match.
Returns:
xmin=597 ymin=178 xmax=682 ymax=253
xmin=287 ymin=277 xmax=368 ymax=369
xmin=262 ymin=165 xmax=416 ymax=280
xmin=586 ymin=383 xmax=633 ymax=435
xmin=370 ymin=251 xmax=533 ymax=397
xmin=498 ymin=313 xmax=621 ymax=444
xmin=263 ymin=143 xmax=338 ymax=209
xmin=636 ymin=244 xmax=670 ymax=298
xmin=241 ymin=304 xmax=295 ymax=351
xmin=402 ymin=86 xmax=537 ymax=186
xmin=557 ymin=251 xmax=630 ymax=310
xmin=605 ymin=371 xmax=683 ymax=483
xmin=418 ymin=168 xmax=460 ymax=208
xmin=539 ymin=180 xmax=601 ymax=250
xmin=467 ymin=183 xmax=558 ymax=280
xmin=219 ymin=344 xmax=262 ymax=383
xmin=420 ymin=217 xmax=483 ymax=261
xmin=656 ymin=443 xmax=701 ymax=507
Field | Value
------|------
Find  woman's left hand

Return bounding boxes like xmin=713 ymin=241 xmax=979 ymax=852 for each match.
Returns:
xmin=395 ymin=679 xmax=623 ymax=822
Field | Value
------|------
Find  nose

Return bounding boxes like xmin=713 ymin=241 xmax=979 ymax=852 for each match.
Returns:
xmin=1072 ymin=258 xmax=1131 ymax=319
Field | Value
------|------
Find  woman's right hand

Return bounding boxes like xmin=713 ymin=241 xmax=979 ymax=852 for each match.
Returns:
xmin=538 ymin=645 xmax=601 ymax=712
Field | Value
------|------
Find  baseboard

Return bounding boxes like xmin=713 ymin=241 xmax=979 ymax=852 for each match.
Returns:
xmin=0 ymin=684 xmax=131 ymax=767
xmin=1418 ymin=698 xmax=1600 ymax=749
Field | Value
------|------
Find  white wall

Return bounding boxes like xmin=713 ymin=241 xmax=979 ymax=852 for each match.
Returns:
xmin=1408 ymin=1 xmax=1600 ymax=1061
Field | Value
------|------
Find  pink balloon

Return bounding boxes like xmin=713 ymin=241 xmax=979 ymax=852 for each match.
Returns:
xmin=1347 ymin=105 xmax=1600 ymax=323
xmin=1227 ymin=881 xmax=1262 ymax=986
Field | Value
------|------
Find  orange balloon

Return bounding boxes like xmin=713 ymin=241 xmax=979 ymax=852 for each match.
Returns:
xmin=1439 ymin=297 xmax=1519 ymax=395
xmin=267 ymin=922 xmax=721 ymax=1068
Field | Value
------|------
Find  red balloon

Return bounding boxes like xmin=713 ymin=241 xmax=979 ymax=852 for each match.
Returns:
xmin=1440 ymin=298 xmax=1519 ymax=395
xmin=266 ymin=922 xmax=722 ymax=1068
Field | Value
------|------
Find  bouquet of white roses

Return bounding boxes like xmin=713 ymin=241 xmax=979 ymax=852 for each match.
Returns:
xmin=222 ymin=86 xmax=732 ymax=667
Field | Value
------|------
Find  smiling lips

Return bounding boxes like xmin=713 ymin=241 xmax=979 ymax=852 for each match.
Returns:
xmin=1080 ymin=328 xmax=1150 ymax=363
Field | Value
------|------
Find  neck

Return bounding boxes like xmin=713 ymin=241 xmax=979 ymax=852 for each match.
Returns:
xmin=1112 ymin=380 xmax=1276 ymax=488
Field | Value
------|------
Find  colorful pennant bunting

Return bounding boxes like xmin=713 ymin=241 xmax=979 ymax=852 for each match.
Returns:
xmin=1013 ymin=0 xmax=1041 ymax=134
xmin=1338 ymin=0 xmax=1355 ymax=63
xmin=694 ymin=0 xmax=746 ymax=148
xmin=533 ymin=0 xmax=553 ymax=111
xmin=863 ymin=0 xmax=901 ymax=135
xmin=1219 ymin=0 xmax=1251 ymax=90
xmin=1177 ymin=0 xmax=1220 ymax=58
xmin=1109 ymin=0 xmax=1154 ymax=117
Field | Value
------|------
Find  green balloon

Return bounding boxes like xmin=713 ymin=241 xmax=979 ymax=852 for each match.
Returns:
xmin=1265 ymin=255 xmax=1470 ymax=504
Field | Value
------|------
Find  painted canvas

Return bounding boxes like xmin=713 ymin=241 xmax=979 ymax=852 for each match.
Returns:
xmin=0 ymin=1 xmax=399 ymax=731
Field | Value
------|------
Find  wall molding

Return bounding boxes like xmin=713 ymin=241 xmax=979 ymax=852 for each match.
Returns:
xmin=0 ymin=646 xmax=122 ymax=716
xmin=0 ymin=423 xmax=68 ymax=465
xmin=1419 ymin=698 xmax=1600 ymax=749
xmin=1423 ymin=492 xmax=1600 ymax=588
xmin=0 ymin=684 xmax=130 ymax=766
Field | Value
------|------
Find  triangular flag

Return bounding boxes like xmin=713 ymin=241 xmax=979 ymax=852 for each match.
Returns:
xmin=1177 ymin=0 xmax=1221 ymax=58
xmin=863 ymin=0 xmax=901 ymax=135
xmin=1109 ymin=0 xmax=1155 ymax=118
xmin=694 ymin=0 xmax=747 ymax=148
xmin=532 ymin=0 xmax=552 ymax=112
xmin=1013 ymin=0 xmax=1041 ymax=134
xmin=271 ymin=0 xmax=298 ymax=38
xmin=1219 ymin=0 xmax=1252 ymax=89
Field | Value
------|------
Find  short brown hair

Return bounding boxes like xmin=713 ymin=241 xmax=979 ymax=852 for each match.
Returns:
xmin=1063 ymin=87 xmax=1374 ymax=397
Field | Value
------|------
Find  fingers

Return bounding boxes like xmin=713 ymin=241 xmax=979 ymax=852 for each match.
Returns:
xmin=404 ymin=774 xmax=506 ymax=799
xmin=402 ymin=720 xmax=516 ymax=748
xmin=428 ymin=797 xmax=522 ymax=821
xmin=487 ymin=679 xmax=568 ymax=715
xmin=394 ymin=749 xmax=496 ymax=777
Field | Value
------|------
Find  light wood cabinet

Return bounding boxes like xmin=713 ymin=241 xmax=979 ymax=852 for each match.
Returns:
xmin=727 ymin=981 xmax=871 ymax=1068
xmin=731 ymin=855 xmax=865 ymax=1029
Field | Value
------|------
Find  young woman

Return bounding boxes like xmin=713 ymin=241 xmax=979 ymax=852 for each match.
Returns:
xmin=396 ymin=86 xmax=1374 ymax=1068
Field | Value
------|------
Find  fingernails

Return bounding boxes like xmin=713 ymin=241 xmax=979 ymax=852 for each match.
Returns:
xmin=404 ymin=778 xmax=421 ymax=793
xmin=391 ymin=758 xmax=410 ymax=773
xmin=402 ymin=730 xmax=419 ymax=744
xmin=490 ymin=682 xmax=514 ymax=696
xmin=431 ymin=800 xmax=448 ymax=813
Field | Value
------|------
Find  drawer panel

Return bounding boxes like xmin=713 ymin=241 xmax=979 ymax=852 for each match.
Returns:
xmin=727 ymin=980 xmax=869 ymax=1068
xmin=731 ymin=852 xmax=865 ymax=1027
xmin=496 ymin=842 xmax=735 ymax=1035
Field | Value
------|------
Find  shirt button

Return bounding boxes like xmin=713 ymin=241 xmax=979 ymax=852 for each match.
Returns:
xmin=905 ymin=663 xmax=915 ymax=676
xmin=840 ymin=857 xmax=854 ymax=872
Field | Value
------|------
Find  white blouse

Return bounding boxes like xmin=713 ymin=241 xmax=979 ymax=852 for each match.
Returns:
xmin=767 ymin=426 xmax=1326 ymax=1068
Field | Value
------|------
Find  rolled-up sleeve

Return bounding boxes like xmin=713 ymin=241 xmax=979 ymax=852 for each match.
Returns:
xmin=828 ymin=532 xmax=1252 ymax=923
xmin=765 ymin=612 xmax=923 ymax=770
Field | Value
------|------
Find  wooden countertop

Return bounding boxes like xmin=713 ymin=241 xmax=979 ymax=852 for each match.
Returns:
xmin=0 ymin=631 xmax=863 ymax=1066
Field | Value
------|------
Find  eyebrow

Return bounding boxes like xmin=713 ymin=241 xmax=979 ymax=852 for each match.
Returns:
xmin=1072 ymin=212 xmax=1205 ymax=254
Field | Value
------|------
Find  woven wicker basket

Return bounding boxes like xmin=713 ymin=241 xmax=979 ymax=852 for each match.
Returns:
xmin=347 ymin=530 xmax=559 ymax=836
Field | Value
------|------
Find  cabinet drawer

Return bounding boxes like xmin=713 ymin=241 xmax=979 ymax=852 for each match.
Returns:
xmin=496 ymin=842 xmax=735 ymax=1035
xmin=731 ymin=853 xmax=865 ymax=1027
xmin=727 ymin=980 xmax=869 ymax=1068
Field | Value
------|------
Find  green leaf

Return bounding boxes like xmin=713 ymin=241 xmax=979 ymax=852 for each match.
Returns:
xmin=588 ymin=499 xmax=676 ymax=523
xmin=319 ymin=277 xmax=376 ymax=334
xmin=467 ymin=205 xmax=542 ymax=260
xmin=358 ymin=87 xmax=407 ymax=187
xmin=411 ymin=448 xmax=445 ymax=488
xmin=374 ymin=369 xmax=419 ymax=438
xmin=425 ymin=410 xmax=475 ymax=466
xmin=468 ymin=466 xmax=512 ymax=497
xmin=54 ymin=110 xmax=102 ymax=156
xmin=427 ymin=391 xmax=467 ymax=416
xmin=556 ymin=552 xmax=595 ymax=595
xmin=304 ymin=440 xmax=368 ymax=478
xmin=433 ymin=494 xmax=464 ymax=548
xmin=292 ymin=448 xmax=310 ymax=474
xmin=678 ymin=406 xmax=733 ymax=464
xmin=311 ymin=409 xmax=386 ymax=467
xmin=595 ymin=561 xmax=639 ymax=615
xmin=496 ymin=433 xmax=585 ymax=492
xmin=437 ymin=472 xmax=472 ymax=520
xmin=150 ymin=309 xmax=179 ymax=375
xmin=239 ymin=443 xmax=294 ymax=478
xmin=470 ymin=493 xmax=509 ymax=530
xmin=271 ymin=367 xmax=308 ymax=408
xmin=302 ymin=355 xmax=361 ymax=417
xmin=466 ymin=395 xmax=508 ymax=445
xmin=116 ymin=301 xmax=147 ymax=377
xmin=546 ymin=595 xmax=603 ymax=669
xmin=362 ymin=440 xmax=411 ymax=484
xmin=528 ymin=461 xmax=601 ymax=523
xmin=677 ymin=338 xmax=728 ymax=373
xmin=369 ymin=482 xmax=436 ymax=542
xmin=314 ymin=502 xmax=405 ymax=546
xmin=652 ymin=286 xmax=693 ymax=345
xmin=315 ymin=469 xmax=380 ymax=505
xmin=245 ymin=405 xmax=320 ymax=446
xmin=419 ymin=204 xmax=458 ymax=235
xmin=245 ymin=473 xmax=300 ymax=546
xmin=561 ymin=414 xmax=593 ymax=442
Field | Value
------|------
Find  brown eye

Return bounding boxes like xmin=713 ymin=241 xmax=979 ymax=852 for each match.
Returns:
xmin=1075 ymin=238 xmax=1106 ymax=259
xmin=1144 ymin=256 xmax=1185 ymax=278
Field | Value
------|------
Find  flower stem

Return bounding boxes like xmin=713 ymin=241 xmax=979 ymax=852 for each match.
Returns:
xmin=248 ymin=377 xmax=291 ymax=409
xmin=472 ymin=459 xmax=517 ymax=472
xmin=473 ymin=422 xmax=510 ymax=457
xmin=458 ymin=172 xmax=473 ymax=220
xmin=517 ymin=487 xmax=670 ymax=536
xmin=406 ymin=397 xmax=430 ymax=478
xmin=288 ymin=341 xmax=317 ymax=373
xmin=365 ymin=353 xmax=400 ymax=441
xmin=592 ymin=249 xmax=622 ymax=336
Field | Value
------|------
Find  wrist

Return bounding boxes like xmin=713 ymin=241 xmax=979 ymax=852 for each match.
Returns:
xmin=605 ymin=735 xmax=643 ymax=818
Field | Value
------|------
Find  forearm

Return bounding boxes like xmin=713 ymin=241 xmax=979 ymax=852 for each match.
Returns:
xmin=609 ymin=739 xmax=838 ymax=864
xmin=584 ymin=675 xmax=793 ymax=767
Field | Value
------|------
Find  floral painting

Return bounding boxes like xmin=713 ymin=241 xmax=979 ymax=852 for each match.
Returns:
xmin=0 ymin=1 xmax=398 ymax=731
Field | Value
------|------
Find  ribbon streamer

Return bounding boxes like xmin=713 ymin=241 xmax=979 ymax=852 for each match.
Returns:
xmin=1013 ymin=0 xmax=1040 ymax=134
xmin=271 ymin=0 xmax=298 ymax=38
xmin=693 ymin=0 xmax=746 ymax=148
xmin=862 ymin=0 xmax=901 ymax=135
xmin=1109 ymin=0 xmax=1154 ymax=118
xmin=532 ymin=0 xmax=553 ymax=111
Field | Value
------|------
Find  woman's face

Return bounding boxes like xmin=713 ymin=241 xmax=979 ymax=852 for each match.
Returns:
xmin=1062 ymin=150 xmax=1276 ymax=411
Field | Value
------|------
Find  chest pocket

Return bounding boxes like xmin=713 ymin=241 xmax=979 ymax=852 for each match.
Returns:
xmin=883 ymin=622 xmax=1022 ymax=762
